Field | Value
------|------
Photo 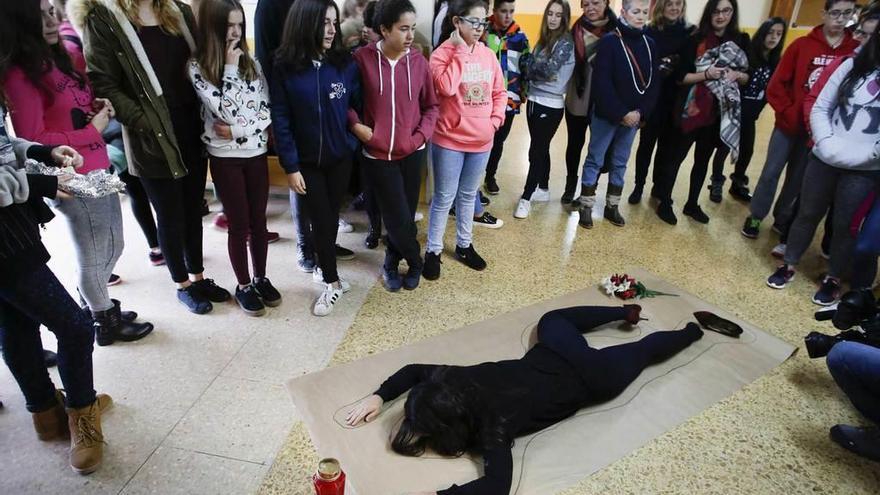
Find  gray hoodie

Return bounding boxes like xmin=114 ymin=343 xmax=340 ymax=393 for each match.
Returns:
xmin=525 ymin=34 xmax=576 ymax=105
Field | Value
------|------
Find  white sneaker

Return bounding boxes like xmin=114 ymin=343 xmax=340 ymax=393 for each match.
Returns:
xmin=771 ymin=243 xmax=787 ymax=259
xmin=414 ymin=212 xmax=424 ymax=222
xmin=514 ymin=199 xmax=531 ymax=219
xmin=338 ymin=219 xmax=354 ymax=234
xmin=312 ymin=268 xmax=351 ymax=292
xmin=313 ymin=284 xmax=343 ymax=316
xmin=532 ymin=188 xmax=550 ymax=202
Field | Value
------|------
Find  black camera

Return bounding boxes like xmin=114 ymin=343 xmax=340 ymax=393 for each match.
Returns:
xmin=805 ymin=289 xmax=880 ymax=359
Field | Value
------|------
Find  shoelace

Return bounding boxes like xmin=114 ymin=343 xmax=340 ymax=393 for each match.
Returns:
xmin=74 ymin=411 xmax=102 ymax=447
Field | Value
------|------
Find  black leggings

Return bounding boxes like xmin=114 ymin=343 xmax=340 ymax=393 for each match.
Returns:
xmin=537 ymin=306 xmax=702 ymax=399
xmin=118 ymin=170 xmax=158 ymax=249
xmin=564 ymin=109 xmax=590 ymax=196
xmin=523 ymin=101 xmax=564 ymax=200
xmin=485 ymin=113 xmax=516 ymax=182
xmin=297 ymin=160 xmax=352 ymax=284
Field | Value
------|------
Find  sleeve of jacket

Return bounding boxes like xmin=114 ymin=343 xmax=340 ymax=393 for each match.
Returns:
xmin=0 ymin=166 xmax=30 ymax=207
xmin=4 ymin=71 xmax=105 ymax=150
xmin=269 ymin=65 xmax=301 ymax=173
xmin=766 ymin=40 xmax=798 ymax=114
xmin=414 ymin=58 xmax=440 ymax=147
xmin=81 ymin=13 xmax=150 ymax=132
xmin=436 ymin=447 xmax=513 ymax=495
xmin=593 ymin=37 xmax=628 ymax=123
xmin=26 ymin=173 xmax=59 ymax=201
xmin=490 ymin=59 xmax=508 ymax=131
xmin=431 ymin=43 xmax=465 ymax=97
xmin=525 ymin=38 xmax=574 ymax=82
xmin=348 ymin=52 xmax=366 ymax=128
xmin=235 ymin=62 xmax=273 ymax=139
xmin=811 ymin=59 xmax=880 ymax=167
xmin=222 ymin=63 xmax=272 ymax=140
xmin=373 ymin=364 xmax=439 ymax=402
xmin=347 ymin=61 xmax=364 ymax=130
xmin=803 ymin=56 xmax=844 ymax=136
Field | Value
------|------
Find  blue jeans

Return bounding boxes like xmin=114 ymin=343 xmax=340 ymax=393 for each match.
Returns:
xmin=427 ymin=144 xmax=490 ymax=254
xmin=827 ymin=341 xmax=880 ymax=424
xmin=854 ymin=196 xmax=880 ymax=288
xmin=580 ymin=114 xmax=638 ymax=188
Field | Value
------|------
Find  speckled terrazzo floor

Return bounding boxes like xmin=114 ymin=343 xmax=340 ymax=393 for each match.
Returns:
xmin=258 ymin=113 xmax=880 ymax=495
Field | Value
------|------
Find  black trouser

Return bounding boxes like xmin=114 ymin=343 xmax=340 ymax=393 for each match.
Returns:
xmin=523 ymin=101 xmax=565 ymax=200
xmin=711 ymin=102 xmax=762 ymax=185
xmin=0 ymin=264 xmax=96 ymax=412
xmin=485 ymin=112 xmax=516 ymax=182
xmin=364 ymin=150 xmax=425 ymax=271
xmin=564 ymin=109 xmax=591 ymax=196
xmin=297 ymin=160 xmax=352 ymax=284
xmin=118 ymin=170 xmax=159 ymax=248
xmin=633 ymin=106 xmax=676 ymax=191
xmin=656 ymin=119 xmax=721 ymax=207
xmin=537 ymin=306 xmax=702 ymax=400
xmin=358 ymin=155 xmax=382 ymax=233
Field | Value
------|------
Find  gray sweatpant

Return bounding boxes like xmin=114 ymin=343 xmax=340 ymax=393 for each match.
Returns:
xmin=749 ymin=127 xmax=810 ymax=227
xmin=53 ymin=194 xmax=124 ymax=312
xmin=784 ymin=154 xmax=879 ymax=278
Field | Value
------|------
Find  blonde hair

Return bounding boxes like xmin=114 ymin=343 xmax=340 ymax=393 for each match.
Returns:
xmin=651 ymin=0 xmax=687 ymax=29
xmin=117 ymin=0 xmax=183 ymax=35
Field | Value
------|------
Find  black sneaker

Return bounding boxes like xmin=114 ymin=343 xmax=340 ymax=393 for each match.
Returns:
xmin=449 ymin=206 xmax=456 ymax=217
xmin=830 ymin=425 xmax=880 ymax=462
xmin=382 ymin=266 xmax=403 ymax=292
xmin=656 ymin=202 xmax=677 ymax=225
xmin=253 ymin=277 xmax=282 ymax=307
xmin=729 ymin=183 xmax=752 ymax=202
xmin=107 ymin=274 xmax=122 ymax=286
xmin=683 ymin=203 xmax=709 ymax=224
xmin=485 ymin=177 xmax=500 ymax=195
xmin=741 ymin=216 xmax=760 ymax=239
xmin=364 ymin=230 xmax=380 ymax=249
xmin=812 ymin=276 xmax=841 ymax=306
xmin=403 ymin=264 xmax=422 ymax=290
xmin=423 ymin=252 xmax=441 ymax=280
xmin=707 ymin=181 xmax=723 ymax=203
xmin=767 ymin=264 xmax=795 ymax=289
xmin=473 ymin=211 xmax=504 ymax=229
xmin=193 ymin=278 xmax=231 ymax=302
xmin=149 ymin=251 xmax=165 ymax=266
xmin=335 ymin=244 xmax=355 ymax=260
xmin=296 ymin=247 xmax=317 ymax=273
xmin=455 ymin=244 xmax=487 ymax=271
xmin=479 ymin=190 xmax=491 ymax=206
xmin=235 ymin=285 xmax=266 ymax=316
xmin=627 ymin=185 xmax=643 ymax=205
xmin=177 ymin=286 xmax=213 ymax=314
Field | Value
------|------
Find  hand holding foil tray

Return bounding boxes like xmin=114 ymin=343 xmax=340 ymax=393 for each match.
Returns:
xmin=25 ymin=160 xmax=125 ymax=198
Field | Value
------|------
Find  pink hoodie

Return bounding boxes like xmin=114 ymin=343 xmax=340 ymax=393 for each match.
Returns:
xmin=430 ymin=39 xmax=506 ymax=153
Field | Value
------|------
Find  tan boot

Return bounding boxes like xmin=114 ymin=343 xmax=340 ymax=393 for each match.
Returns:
xmin=66 ymin=399 xmax=106 ymax=475
xmin=32 ymin=390 xmax=69 ymax=441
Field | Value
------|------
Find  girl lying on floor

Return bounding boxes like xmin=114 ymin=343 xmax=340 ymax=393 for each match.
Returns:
xmin=347 ymin=305 xmax=734 ymax=494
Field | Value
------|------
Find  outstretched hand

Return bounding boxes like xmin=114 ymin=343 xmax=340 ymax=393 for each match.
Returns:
xmin=345 ymin=394 xmax=384 ymax=426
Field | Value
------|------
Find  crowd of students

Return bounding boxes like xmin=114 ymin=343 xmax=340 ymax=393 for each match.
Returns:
xmin=0 ymin=0 xmax=879 ymax=478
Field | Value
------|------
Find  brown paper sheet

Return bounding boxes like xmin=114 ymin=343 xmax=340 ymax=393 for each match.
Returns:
xmin=287 ymin=268 xmax=796 ymax=494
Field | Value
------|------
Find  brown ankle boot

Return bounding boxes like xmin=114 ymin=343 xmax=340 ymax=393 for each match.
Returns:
xmin=32 ymin=390 xmax=69 ymax=441
xmin=66 ymin=400 xmax=106 ymax=474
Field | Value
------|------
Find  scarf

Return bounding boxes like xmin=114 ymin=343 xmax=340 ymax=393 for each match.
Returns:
xmin=571 ymin=10 xmax=616 ymax=97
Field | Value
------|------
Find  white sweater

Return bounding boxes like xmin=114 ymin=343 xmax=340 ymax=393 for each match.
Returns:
xmin=188 ymin=60 xmax=271 ymax=158
xmin=811 ymin=57 xmax=880 ymax=170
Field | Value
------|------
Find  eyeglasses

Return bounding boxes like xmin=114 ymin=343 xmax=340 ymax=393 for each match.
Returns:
xmin=826 ymin=9 xmax=855 ymax=20
xmin=854 ymin=28 xmax=868 ymax=38
xmin=459 ymin=17 xmax=490 ymax=29
xmin=712 ymin=7 xmax=734 ymax=17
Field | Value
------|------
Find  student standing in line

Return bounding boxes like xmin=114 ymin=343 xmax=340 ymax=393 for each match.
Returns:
xmin=766 ymin=36 xmax=880 ymax=306
xmin=423 ymin=0 xmax=506 ymax=280
xmin=3 ymin=0 xmax=154 ymax=345
xmin=352 ymin=0 xmax=439 ymax=292
xmin=628 ymin=0 xmax=692 ymax=205
xmin=271 ymin=0 xmax=362 ymax=316
xmin=708 ymin=17 xmax=787 ymax=203
xmin=573 ymin=0 xmax=659 ymax=229
xmin=652 ymin=0 xmax=750 ymax=226
xmin=70 ymin=0 xmax=232 ymax=314
xmin=481 ymin=0 xmax=529 ymax=196
xmin=189 ymin=0 xmax=282 ymax=316
xmin=513 ymin=0 xmax=574 ymax=220
xmin=562 ymin=0 xmax=617 ymax=204
xmin=741 ymin=0 xmax=858 ymax=239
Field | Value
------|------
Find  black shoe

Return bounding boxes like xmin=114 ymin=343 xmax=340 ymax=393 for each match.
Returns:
xmin=253 ymin=277 xmax=282 ymax=307
xmin=708 ymin=180 xmax=723 ymax=203
xmin=404 ymin=264 xmax=422 ymax=290
xmin=352 ymin=192 xmax=367 ymax=211
xmin=201 ymin=199 xmax=210 ymax=216
xmin=830 ymin=425 xmax=880 ymax=462
xmin=742 ymin=216 xmax=761 ymax=239
xmin=177 ymin=285 xmax=213 ymax=314
xmin=656 ymin=202 xmax=677 ymax=225
xmin=193 ymin=278 xmax=231 ymax=302
xmin=627 ymin=185 xmax=643 ymax=205
xmin=365 ymin=230 xmax=380 ymax=249
xmin=729 ymin=183 xmax=752 ymax=202
xmin=683 ymin=203 xmax=709 ymax=224
xmin=111 ymin=299 xmax=137 ymax=322
xmin=578 ymin=204 xmax=593 ymax=229
xmin=43 ymin=349 xmax=58 ymax=368
xmin=604 ymin=205 xmax=626 ymax=227
xmin=479 ymin=190 xmax=490 ymax=206
xmin=455 ymin=244 xmax=487 ymax=271
xmin=561 ymin=194 xmax=573 ymax=205
xmin=423 ymin=252 xmax=441 ymax=280
xmin=93 ymin=304 xmax=154 ymax=346
xmin=449 ymin=206 xmax=455 ymax=217
xmin=107 ymin=273 xmax=122 ymax=286
xmin=693 ymin=311 xmax=743 ymax=338
xmin=335 ymin=244 xmax=355 ymax=260
xmin=485 ymin=177 xmax=500 ymax=195
xmin=235 ymin=285 xmax=266 ymax=316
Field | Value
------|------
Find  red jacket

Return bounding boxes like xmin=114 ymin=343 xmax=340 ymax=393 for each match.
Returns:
xmin=351 ymin=42 xmax=439 ymax=161
xmin=802 ymin=53 xmax=852 ymax=145
xmin=766 ymin=25 xmax=858 ymax=136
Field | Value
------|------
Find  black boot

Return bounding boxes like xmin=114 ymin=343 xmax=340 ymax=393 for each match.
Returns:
xmin=729 ymin=176 xmax=752 ymax=202
xmin=78 ymin=292 xmax=136 ymax=322
xmin=93 ymin=305 xmax=154 ymax=347
xmin=627 ymin=184 xmax=643 ymax=205
xmin=577 ymin=183 xmax=598 ymax=229
xmin=707 ymin=177 xmax=724 ymax=203
xmin=604 ymin=184 xmax=626 ymax=227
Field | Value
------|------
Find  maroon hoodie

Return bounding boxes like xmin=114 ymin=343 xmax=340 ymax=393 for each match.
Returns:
xmin=352 ymin=41 xmax=439 ymax=161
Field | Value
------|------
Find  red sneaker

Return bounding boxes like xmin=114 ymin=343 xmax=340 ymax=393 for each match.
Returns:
xmin=212 ymin=213 xmax=228 ymax=231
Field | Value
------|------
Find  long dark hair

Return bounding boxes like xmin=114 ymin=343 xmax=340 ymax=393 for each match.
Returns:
xmin=536 ymin=0 xmax=571 ymax=55
xmin=749 ymin=17 xmax=787 ymax=68
xmin=838 ymin=30 xmax=880 ymax=106
xmin=374 ymin=0 xmax=416 ymax=36
xmin=391 ymin=367 xmax=511 ymax=457
xmin=195 ymin=0 xmax=259 ymax=87
xmin=275 ymin=0 xmax=350 ymax=71
xmin=0 ymin=0 xmax=85 ymax=103
xmin=697 ymin=0 xmax=740 ymax=39
xmin=439 ymin=0 xmax=489 ymax=45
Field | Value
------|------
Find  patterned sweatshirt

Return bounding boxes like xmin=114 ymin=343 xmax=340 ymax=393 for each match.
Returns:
xmin=484 ymin=18 xmax=530 ymax=114
xmin=188 ymin=60 xmax=271 ymax=158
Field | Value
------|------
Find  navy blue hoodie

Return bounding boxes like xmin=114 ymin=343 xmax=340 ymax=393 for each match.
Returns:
xmin=591 ymin=21 xmax=660 ymax=124
xmin=270 ymin=59 xmax=360 ymax=173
